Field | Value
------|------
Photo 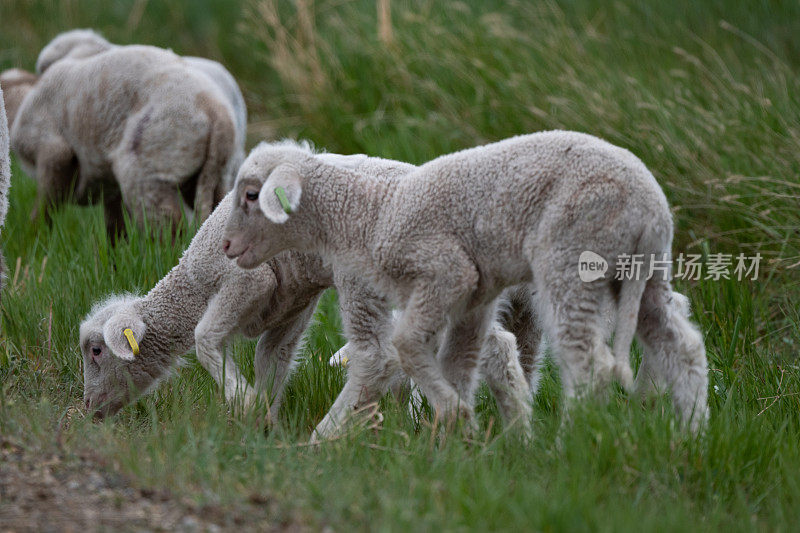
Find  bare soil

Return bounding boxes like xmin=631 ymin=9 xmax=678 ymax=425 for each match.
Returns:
xmin=0 ymin=438 xmax=305 ymax=533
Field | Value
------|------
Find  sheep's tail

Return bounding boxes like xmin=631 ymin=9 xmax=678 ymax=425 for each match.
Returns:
xmin=194 ymin=93 xmax=236 ymax=221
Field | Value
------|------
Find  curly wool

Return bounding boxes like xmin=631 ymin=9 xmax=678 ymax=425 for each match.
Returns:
xmin=224 ymin=131 xmax=709 ymax=431
xmin=2 ymin=39 xmax=241 ymax=235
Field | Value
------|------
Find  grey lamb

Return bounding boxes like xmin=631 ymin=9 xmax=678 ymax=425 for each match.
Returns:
xmin=1 ymin=41 xmax=241 ymax=237
xmin=80 ymin=153 xmax=538 ymax=438
xmin=222 ymin=132 xmax=709 ymax=431
xmin=34 ymin=29 xmax=247 ymax=191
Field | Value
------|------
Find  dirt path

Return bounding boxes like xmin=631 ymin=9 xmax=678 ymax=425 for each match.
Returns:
xmin=0 ymin=438 xmax=305 ymax=532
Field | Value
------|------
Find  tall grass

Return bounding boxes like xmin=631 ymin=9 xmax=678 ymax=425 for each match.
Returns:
xmin=1 ymin=0 xmax=799 ymax=529
xmin=244 ymin=0 xmax=799 ymax=266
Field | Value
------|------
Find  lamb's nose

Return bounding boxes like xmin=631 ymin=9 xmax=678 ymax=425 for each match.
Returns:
xmin=84 ymin=398 xmax=91 ymax=410
xmin=222 ymin=240 xmax=231 ymax=253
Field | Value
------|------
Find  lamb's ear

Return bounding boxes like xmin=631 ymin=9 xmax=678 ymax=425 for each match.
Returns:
xmin=258 ymin=164 xmax=302 ymax=224
xmin=102 ymin=308 xmax=146 ymax=361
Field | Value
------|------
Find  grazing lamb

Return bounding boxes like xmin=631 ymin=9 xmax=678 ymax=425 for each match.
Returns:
xmin=0 ymin=44 xmax=240 ymax=238
xmin=0 ymin=85 xmax=11 ymax=304
xmin=80 ymin=192 xmax=331 ymax=420
xmin=81 ymin=153 xmax=537 ymax=437
xmin=35 ymin=29 xmax=247 ymax=191
xmin=222 ymin=132 xmax=709 ymax=431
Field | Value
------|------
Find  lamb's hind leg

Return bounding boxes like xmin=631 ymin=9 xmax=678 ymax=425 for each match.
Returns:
xmin=534 ymin=258 xmax=616 ymax=406
xmin=32 ymin=138 xmax=77 ymax=222
xmin=635 ymin=280 xmax=708 ymax=431
xmin=114 ymin=105 xmax=208 ymax=233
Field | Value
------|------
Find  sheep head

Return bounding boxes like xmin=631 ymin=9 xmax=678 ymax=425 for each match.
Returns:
xmin=222 ymin=141 xmax=308 ymax=269
xmin=78 ymin=294 xmax=159 ymax=419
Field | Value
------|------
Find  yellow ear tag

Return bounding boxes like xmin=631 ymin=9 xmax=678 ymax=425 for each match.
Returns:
xmin=341 ymin=355 xmax=349 ymax=367
xmin=123 ymin=328 xmax=140 ymax=356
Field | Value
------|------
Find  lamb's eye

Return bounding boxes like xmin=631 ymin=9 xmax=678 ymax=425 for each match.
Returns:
xmin=246 ymin=190 xmax=259 ymax=202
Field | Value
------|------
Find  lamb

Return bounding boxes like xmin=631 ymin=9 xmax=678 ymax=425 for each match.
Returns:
xmin=34 ymin=29 xmax=247 ymax=191
xmin=80 ymin=191 xmax=331 ymax=420
xmin=222 ymin=132 xmax=709 ymax=431
xmin=1 ymin=43 xmax=241 ymax=238
xmin=81 ymin=152 xmax=538 ymax=438
xmin=0 ymin=85 xmax=12 ymax=306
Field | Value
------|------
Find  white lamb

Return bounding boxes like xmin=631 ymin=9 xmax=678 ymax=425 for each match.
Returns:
xmin=1 ymin=41 xmax=241 ymax=237
xmin=34 ymin=29 xmax=248 ymax=191
xmin=222 ymin=132 xmax=709 ymax=431
xmin=80 ymin=153 xmax=538 ymax=437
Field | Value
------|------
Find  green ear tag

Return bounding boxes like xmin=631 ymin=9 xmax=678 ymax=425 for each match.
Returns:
xmin=274 ymin=186 xmax=293 ymax=215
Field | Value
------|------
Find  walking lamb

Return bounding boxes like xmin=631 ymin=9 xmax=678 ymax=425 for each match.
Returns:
xmin=222 ymin=132 xmax=709 ymax=431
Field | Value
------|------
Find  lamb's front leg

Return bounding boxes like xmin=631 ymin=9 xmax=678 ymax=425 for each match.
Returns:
xmin=253 ymin=302 xmax=318 ymax=421
xmin=391 ymin=282 xmax=472 ymax=428
xmin=437 ymin=303 xmax=496 ymax=414
xmin=194 ymin=292 xmax=255 ymax=411
xmin=311 ymin=275 xmax=400 ymax=442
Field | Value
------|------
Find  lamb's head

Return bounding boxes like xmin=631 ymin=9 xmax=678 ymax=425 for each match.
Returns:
xmin=222 ymin=140 xmax=314 ymax=269
xmin=36 ymin=29 xmax=112 ymax=74
xmin=79 ymin=294 xmax=159 ymax=419
xmin=0 ymin=69 xmax=37 ymax=129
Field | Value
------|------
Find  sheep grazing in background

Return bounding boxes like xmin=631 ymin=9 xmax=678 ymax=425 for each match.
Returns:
xmin=0 ymin=35 xmax=244 ymax=238
xmin=222 ymin=132 xmax=709 ymax=431
xmin=0 ymin=85 xmax=12 ymax=306
xmin=34 ymin=29 xmax=247 ymax=191
xmin=80 ymin=153 xmax=538 ymax=438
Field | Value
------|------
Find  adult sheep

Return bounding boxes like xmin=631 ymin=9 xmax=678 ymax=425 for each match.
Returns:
xmin=0 ymin=44 xmax=240 ymax=238
xmin=222 ymin=132 xmax=710 ymax=432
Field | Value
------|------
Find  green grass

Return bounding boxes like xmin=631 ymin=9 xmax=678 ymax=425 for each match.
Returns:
xmin=1 ymin=0 xmax=799 ymax=530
